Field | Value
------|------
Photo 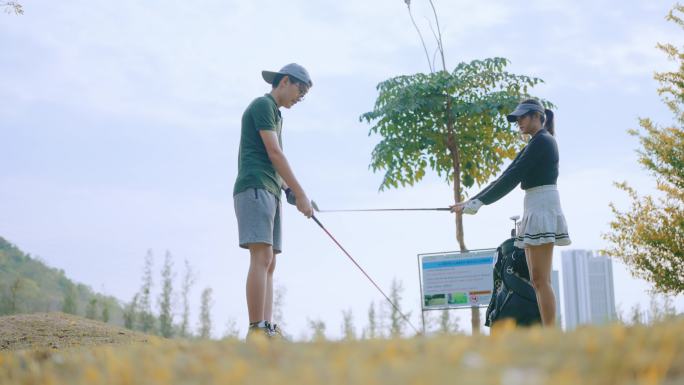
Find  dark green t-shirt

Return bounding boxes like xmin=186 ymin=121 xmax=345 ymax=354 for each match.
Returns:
xmin=233 ymin=94 xmax=283 ymax=199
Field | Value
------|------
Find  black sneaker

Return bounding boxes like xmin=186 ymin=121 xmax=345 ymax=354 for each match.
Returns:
xmin=266 ymin=322 xmax=289 ymax=341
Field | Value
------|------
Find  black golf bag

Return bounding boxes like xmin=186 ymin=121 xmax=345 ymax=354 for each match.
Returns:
xmin=485 ymin=237 xmax=541 ymax=327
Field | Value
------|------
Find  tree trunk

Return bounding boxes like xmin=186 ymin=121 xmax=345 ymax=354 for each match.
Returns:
xmin=471 ymin=306 xmax=481 ymax=334
xmin=446 ymin=111 xmax=466 ymax=252
xmin=446 ymin=97 xmax=480 ymax=334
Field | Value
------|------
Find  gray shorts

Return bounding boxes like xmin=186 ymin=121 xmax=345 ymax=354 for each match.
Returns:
xmin=234 ymin=188 xmax=282 ymax=254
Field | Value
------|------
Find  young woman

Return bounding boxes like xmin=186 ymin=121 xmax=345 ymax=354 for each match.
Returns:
xmin=451 ymin=99 xmax=571 ymax=327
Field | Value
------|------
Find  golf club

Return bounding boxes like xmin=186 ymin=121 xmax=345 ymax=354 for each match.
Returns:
xmin=312 ymin=200 xmax=451 ymax=213
xmin=310 ymin=214 xmax=421 ymax=335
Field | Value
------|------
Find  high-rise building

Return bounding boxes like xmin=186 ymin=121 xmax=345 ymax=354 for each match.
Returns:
xmin=551 ymin=270 xmax=562 ymax=328
xmin=561 ymin=250 xmax=616 ymax=330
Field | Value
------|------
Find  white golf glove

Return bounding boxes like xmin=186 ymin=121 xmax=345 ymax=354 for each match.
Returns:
xmin=463 ymin=199 xmax=483 ymax=215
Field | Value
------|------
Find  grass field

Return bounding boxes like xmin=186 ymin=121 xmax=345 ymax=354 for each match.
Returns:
xmin=1 ymin=313 xmax=682 ymax=385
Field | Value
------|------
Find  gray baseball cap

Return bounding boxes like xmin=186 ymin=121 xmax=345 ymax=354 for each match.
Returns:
xmin=262 ymin=63 xmax=313 ymax=87
xmin=506 ymin=102 xmax=545 ymax=122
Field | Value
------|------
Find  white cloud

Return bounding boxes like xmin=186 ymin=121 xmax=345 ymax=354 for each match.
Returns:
xmin=1 ymin=0 xmax=522 ymax=129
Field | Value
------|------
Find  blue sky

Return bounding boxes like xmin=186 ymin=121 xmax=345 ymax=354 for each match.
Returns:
xmin=1 ymin=0 xmax=682 ymax=338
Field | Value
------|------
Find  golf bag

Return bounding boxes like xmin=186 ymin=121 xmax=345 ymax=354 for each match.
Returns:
xmin=485 ymin=237 xmax=541 ymax=327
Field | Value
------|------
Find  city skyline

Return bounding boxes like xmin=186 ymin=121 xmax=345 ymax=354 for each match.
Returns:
xmin=562 ymin=250 xmax=617 ymax=330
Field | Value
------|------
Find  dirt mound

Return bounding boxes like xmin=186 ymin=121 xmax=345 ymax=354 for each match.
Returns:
xmin=0 ymin=312 xmax=153 ymax=351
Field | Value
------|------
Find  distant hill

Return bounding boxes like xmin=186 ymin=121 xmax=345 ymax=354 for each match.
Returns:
xmin=0 ymin=237 xmax=127 ymax=326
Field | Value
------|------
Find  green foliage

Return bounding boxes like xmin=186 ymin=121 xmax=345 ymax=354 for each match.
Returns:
xmin=0 ymin=237 xmax=127 ymax=324
xmin=6 ymin=277 xmax=40 ymax=314
xmin=360 ymin=57 xmax=549 ymax=193
xmin=1 ymin=1 xmax=23 ymax=15
xmin=101 ymin=301 xmax=110 ymax=323
xmin=365 ymin=302 xmax=378 ymax=339
xmin=648 ymin=293 xmax=678 ymax=323
xmin=198 ymin=287 xmax=213 ymax=339
xmin=341 ymin=309 xmax=356 ymax=340
xmin=179 ymin=259 xmax=195 ymax=338
xmin=438 ymin=309 xmax=460 ymax=334
xmin=158 ymin=251 xmax=174 ymax=338
xmin=307 ymin=318 xmax=327 ymax=341
xmin=0 ymin=236 xmax=204 ymax=337
xmin=387 ymin=278 xmax=410 ymax=337
xmin=137 ymin=250 xmax=156 ymax=334
xmin=222 ymin=318 xmax=240 ymax=340
xmin=123 ymin=293 xmax=139 ymax=330
xmin=272 ymin=284 xmax=287 ymax=332
xmin=603 ymin=5 xmax=684 ymax=295
xmin=85 ymin=298 xmax=98 ymax=320
xmin=61 ymin=284 xmax=78 ymax=315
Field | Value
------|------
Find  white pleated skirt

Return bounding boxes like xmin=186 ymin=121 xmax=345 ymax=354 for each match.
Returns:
xmin=515 ymin=185 xmax=571 ymax=248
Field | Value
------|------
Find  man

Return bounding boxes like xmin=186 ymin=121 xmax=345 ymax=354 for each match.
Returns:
xmin=233 ymin=63 xmax=314 ymax=339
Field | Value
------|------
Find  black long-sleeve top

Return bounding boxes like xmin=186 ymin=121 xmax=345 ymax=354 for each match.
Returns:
xmin=473 ymin=129 xmax=559 ymax=205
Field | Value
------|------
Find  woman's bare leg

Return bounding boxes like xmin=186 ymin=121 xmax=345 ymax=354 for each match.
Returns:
xmin=526 ymin=243 xmax=556 ymax=327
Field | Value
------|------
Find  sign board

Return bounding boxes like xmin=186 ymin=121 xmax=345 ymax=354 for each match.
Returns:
xmin=418 ymin=249 xmax=496 ymax=309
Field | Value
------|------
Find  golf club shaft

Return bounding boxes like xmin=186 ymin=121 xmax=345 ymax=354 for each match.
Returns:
xmin=311 ymin=214 xmax=421 ymax=335
xmin=317 ymin=208 xmax=452 ymax=213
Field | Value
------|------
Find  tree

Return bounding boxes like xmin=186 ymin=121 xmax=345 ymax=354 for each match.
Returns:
xmin=364 ymin=301 xmax=378 ymax=339
xmin=222 ymin=318 xmax=240 ymax=340
xmin=7 ymin=278 xmax=23 ymax=314
xmin=630 ymin=304 xmax=645 ymax=325
xmin=123 ymin=294 xmax=139 ymax=330
xmin=341 ymin=309 xmax=356 ymax=340
xmin=307 ymin=318 xmax=327 ymax=341
xmin=198 ymin=287 xmax=213 ymax=339
xmin=603 ymin=4 xmax=684 ymax=295
xmin=158 ymin=251 xmax=175 ymax=338
xmin=0 ymin=285 xmax=11 ymax=315
xmin=386 ymin=278 xmax=410 ymax=337
xmin=137 ymin=250 xmax=156 ymax=333
xmin=0 ymin=237 xmax=130 ymax=321
xmin=85 ymin=298 xmax=98 ymax=320
xmin=101 ymin=300 xmax=110 ymax=323
xmin=4 ymin=277 xmax=39 ymax=314
xmin=363 ymin=1 xmax=548 ymax=334
xmin=179 ymin=259 xmax=195 ymax=338
xmin=272 ymin=284 xmax=287 ymax=330
xmin=362 ymin=2 xmax=547 ymax=252
xmin=362 ymin=59 xmax=546 ymax=250
xmin=61 ymin=283 xmax=78 ymax=315
xmin=648 ymin=293 xmax=678 ymax=324
xmin=437 ymin=309 xmax=460 ymax=334
xmin=1 ymin=1 xmax=22 ymax=15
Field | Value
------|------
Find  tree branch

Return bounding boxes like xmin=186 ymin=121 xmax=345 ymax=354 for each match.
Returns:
xmin=427 ymin=0 xmax=446 ymax=71
xmin=406 ymin=2 xmax=434 ymax=73
xmin=1 ymin=1 xmax=23 ymax=15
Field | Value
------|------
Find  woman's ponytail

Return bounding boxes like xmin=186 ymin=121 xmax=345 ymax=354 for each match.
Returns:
xmin=544 ymin=109 xmax=555 ymax=136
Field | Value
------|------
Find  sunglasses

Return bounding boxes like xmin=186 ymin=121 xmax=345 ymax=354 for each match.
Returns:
xmin=294 ymin=81 xmax=309 ymax=101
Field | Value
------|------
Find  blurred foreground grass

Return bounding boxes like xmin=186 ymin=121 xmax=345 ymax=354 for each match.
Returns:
xmin=1 ymin=318 xmax=682 ymax=385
